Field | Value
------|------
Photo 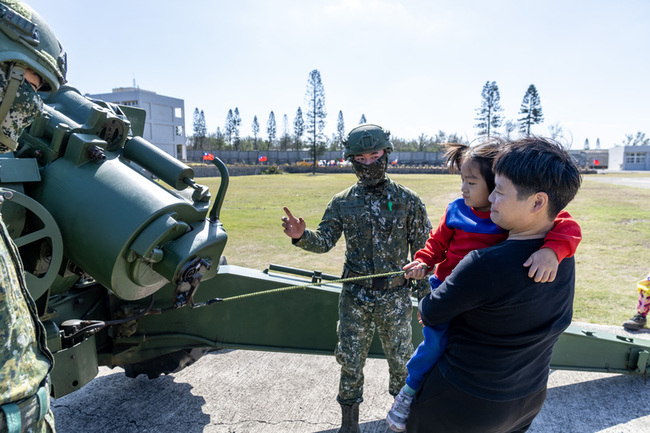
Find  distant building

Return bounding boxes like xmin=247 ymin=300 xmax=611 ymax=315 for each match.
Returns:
xmin=87 ymin=87 xmax=187 ymax=160
xmin=569 ymin=149 xmax=609 ymax=169
xmin=608 ymin=145 xmax=650 ymax=171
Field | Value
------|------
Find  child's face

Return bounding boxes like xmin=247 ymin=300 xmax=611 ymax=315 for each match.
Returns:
xmin=460 ymin=160 xmax=491 ymax=212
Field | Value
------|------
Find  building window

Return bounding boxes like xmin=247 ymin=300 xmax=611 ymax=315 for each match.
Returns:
xmin=175 ymin=107 xmax=182 ymax=118
xmin=625 ymin=152 xmax=645 ymax=164
xmin=122 ymin=100 xmax=138 ymax=106
xmin=176 ymin=125 xmax=183 ymax=136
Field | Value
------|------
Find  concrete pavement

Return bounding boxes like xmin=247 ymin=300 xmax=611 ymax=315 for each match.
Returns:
xmin=52 ymin=323 xmax=649 ymax=433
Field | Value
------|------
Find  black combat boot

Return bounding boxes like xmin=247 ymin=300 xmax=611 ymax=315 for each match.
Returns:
xmin=338 ymin=402 xmax=361 ymax=433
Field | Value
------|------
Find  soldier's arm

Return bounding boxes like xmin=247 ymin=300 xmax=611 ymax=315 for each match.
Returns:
xmin=293 ymin=198 xmax=343 ymax=253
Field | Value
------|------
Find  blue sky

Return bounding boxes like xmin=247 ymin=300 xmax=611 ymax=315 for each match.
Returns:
xmin=27 ymin=0 xmax=650 ymax=149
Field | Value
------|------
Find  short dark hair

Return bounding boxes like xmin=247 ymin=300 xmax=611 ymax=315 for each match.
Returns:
xmin=444 ymin=139 xmax=502 ymax=193
xmin=493 ymin=137 xmax=581 ymax=218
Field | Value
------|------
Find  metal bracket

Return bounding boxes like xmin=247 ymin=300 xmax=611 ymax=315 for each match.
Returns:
xmin=173 ymin=257 xmax=211 ymax=309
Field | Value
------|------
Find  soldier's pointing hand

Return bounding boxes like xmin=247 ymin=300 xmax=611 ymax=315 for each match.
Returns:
xmin=282 ymin=207 xmax=306 ymax=240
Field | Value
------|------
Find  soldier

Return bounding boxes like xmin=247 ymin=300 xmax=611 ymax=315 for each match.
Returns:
xmin=0 ymin=1 xmax=67 ymax=432
xmin=281 ymin=124 xmax=431 ymax=433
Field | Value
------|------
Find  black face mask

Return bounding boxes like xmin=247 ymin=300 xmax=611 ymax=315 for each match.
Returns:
xmin=352 ymin=153 xmax=388 ymax=187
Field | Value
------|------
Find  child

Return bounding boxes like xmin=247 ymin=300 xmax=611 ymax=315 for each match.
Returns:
xmin=622 ymin=271 xmax=650 ymax=331
xmin=385 ymin=140 xmax=582 ymax=432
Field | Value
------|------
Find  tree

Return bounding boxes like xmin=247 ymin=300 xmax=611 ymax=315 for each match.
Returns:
xmin=266 ymin=111 xmax=277 ymax=150
xmin=620 ymin=132 xmax=650 ymax=146
xmin=584 ymin=138 xmax=590 ymax=150
xmin=293 ymin=107 xmax=305 ymax=150
xmin=547 ymin=122 xmax=564 ymax=141
xmin=518 ymin=84 xmax=544 ymax=135
xmin=232 ymin=107 xmax=242 ymax=149
xmin=224 ymin=109 xmax=234 ymax=149
xmin=280 ymin=114 xmax=291 ymax=151
xmin=416 ymin=133 xmax=429 ymax=151
xmin=304 ymin=69 xmax=327 ymax=174
xmin=548 ymin=122 xmax=573 ymax=149
xmin=336 ymin=110 xmax=345 ymax=150
xmin=192 ymin=108 xmax=207 ymax=150
xmin=211 ymin=127 xmax=226 ymax=150
xmin=251 ymin=116 xmax=260 ymax=150
xmin=359 ymin=114 xmax=367 ymax=124
xmin=474 ymin=81 xmax=503 ymax=138
xmin=596 ymin=138 xmax=601 ymax=149
xmin=503 ymin=119 xmax=517 ymax=140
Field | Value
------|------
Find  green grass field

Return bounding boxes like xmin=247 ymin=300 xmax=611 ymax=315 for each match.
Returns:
xmin=195 ymin=171 xmax=650 ymax=326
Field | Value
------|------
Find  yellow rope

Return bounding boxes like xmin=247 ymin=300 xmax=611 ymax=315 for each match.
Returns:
xmin=217 ymin=270 xmax=407 ymax=303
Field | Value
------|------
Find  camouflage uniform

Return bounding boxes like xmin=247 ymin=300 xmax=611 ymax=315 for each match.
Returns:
xmin=0 ymin=62 xmax=55 ymax=431
xmin=0 ymin=216 xmax=55 ymax=432
xmin=294 ymin=176 xmax=431 ymax=404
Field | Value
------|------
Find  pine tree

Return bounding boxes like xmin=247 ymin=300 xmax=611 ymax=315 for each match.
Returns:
xmin=584 ymin=138 xmax=590 ymax=150
xmin=304 ymin=69 xmax=327 ymax=173
xmin=233 ymin=107 xmax=242 ymax=149
xmin=474 ymin=81 xmax=503 ymax=138
xmin=359 ymin=114 xmax=367 ymax=124
xmin=518 ymin=84 xmax=544 ymax=135
xmin=336 ymin=110 xmax=345 ymax=150
xmin=293 ymin=107 xmax=304 ymax=150
xmin=267 ymin=111 xmax=277 ymax=150
xmin=192 ymin=108 xmax=207 ymax=150
xmin=224 ymin=109 xmax=235 ymax=149
xmin=251 ymin=116 xmax=260 ymax=150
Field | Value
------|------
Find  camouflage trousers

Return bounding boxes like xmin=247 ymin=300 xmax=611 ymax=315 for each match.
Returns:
xmin=24 ymin=410 xmax=55 ymax=433
xmin=335 ymin=282 xmax=413 ymax=405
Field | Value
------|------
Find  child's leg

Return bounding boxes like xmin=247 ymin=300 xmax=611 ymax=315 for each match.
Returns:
xmin=623 ymin=279 xmax=650 ymax=330
xmin=637 ymin=280 xmax=650 ymax=317
xmin=405 ymin=323 xmax=449 ymax=391
xmin=387 ymin=323 xmax=449 ymax=432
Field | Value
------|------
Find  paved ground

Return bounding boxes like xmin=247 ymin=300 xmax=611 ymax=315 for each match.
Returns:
xmin=51 ymin=323 xmax=649 ymax=433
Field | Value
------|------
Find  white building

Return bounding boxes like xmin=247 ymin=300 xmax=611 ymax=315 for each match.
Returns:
xmin=87 ymin=87 xmax=187 ymax=160
xmin=608 ymin=145 xmax=650 ymax=171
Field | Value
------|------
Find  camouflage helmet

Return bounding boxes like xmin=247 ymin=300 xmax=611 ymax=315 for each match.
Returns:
xmin=0 ymin=0 xmax=67 ymax=92
xmin=343 ymin=123 xmax=393 ymax=159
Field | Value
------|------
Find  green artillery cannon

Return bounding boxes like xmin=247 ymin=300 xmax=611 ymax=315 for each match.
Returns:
xmin=0 ymin=85 xmax=647 ymax=399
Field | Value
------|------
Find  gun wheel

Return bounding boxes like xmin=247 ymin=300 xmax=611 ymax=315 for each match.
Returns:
xmin=0 ymin=188 xmax=64 ymax=300
xmin=122 ymin=348 xmax=210 ymax=379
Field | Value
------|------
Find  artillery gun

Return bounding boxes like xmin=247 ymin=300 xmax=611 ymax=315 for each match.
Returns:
xmin=0 ymin=85 xmax=647 ymax=399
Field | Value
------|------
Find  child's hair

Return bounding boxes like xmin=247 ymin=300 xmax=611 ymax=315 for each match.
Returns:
xmin=443 ymin=139 xmax=503 ymax=193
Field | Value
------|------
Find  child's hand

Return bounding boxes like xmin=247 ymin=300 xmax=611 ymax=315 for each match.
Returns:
xmin=403 ymin=261 xmax=429 ymax=280
xmin=523 ymin=247 xmax=558 ymax=283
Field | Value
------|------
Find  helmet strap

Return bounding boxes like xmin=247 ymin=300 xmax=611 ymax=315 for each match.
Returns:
xmin=0 ymin=63 xmax=25 ymax=150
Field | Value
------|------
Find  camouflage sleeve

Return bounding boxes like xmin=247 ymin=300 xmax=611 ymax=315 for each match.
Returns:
xmin=408 ymin=195 xmax=433 ymax=297
xmin=293 ymin=197 xmax=343 ymax=254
